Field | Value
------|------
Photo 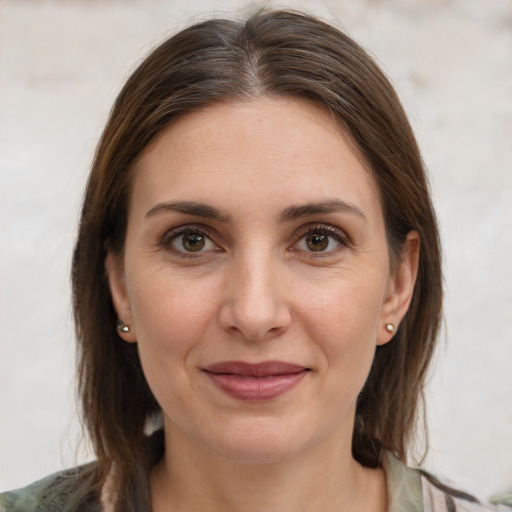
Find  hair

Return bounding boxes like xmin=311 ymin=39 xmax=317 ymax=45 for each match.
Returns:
xmin=72 ymin=9 xmax=442 ymax=511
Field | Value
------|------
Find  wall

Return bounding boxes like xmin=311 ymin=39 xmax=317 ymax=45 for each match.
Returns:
xmin=1 ymin=0 xmax=511 ymax=499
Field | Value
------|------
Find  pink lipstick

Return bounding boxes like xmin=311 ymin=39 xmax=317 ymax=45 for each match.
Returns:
xmin=203 ymin=361 xmax=309 ymax=401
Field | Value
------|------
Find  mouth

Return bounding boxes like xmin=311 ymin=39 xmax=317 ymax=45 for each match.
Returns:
xmin=202 ymin=361 xmax=310 ymax=401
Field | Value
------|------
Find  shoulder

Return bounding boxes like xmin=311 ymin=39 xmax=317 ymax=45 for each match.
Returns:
xmin=0 ymin=463 xmax=101 ymax=512
xmin=382 ymin=451 xmax=512 ymax=512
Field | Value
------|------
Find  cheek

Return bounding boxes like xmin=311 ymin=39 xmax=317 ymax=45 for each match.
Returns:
xmin=297 ymin=276 xmax=385 ymax=373
xmin=127 ymin=268 xmax=219 ymax=364
xmin=301 ymin=274 xmax=384 ymax=333
xmin=125 ymin=270 xmax=222 ymax=417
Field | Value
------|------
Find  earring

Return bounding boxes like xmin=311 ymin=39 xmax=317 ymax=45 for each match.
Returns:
xmin=385 ymin=323 xmax=395 ymax=333
xmin=116 ymin=320 xmax=131 ymax=334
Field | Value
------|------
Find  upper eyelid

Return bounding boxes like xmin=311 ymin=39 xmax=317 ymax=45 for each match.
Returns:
xmin=162 ymin=222 xmax=346 ymax=235
xmin=162 ymin=224 xmax=215 ymax=239
xmin=292 ymin=223 xmax=350 ymax=242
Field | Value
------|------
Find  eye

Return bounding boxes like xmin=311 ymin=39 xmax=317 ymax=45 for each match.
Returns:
xmin=292 ymin=225 xmax=348 ymax=254
xmin=162 ymin=227 xmax=218 ymax=255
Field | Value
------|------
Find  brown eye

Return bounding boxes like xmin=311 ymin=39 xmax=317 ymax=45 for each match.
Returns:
xmin=165 ymin=228 xmax=217 ymax=255
xmin=181 ymin=233 xmax=206 ymax=252
xmin=292 ymin=225 xmax=347 ymax=254
xmin=305 ymin=233 xmax=329 ymax=252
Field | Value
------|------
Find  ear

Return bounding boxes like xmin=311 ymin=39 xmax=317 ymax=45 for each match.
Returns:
xmin=377 ymin=231 xmax=420 ymax=345
xmin=105 ymin=251 xmax=137 ymax=343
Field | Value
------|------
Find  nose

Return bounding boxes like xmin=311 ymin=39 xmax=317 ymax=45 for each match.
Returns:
xmin=219 ymin=251 xmax=292 ymax=341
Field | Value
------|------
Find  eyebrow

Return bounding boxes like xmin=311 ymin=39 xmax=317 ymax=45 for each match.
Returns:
xmin=145 ymin=199 xmax=366 ymax=224
xmin=145 ymin=201 xmax=231 ymax=222
xmin=279 ymin=199 xmax=367 ymax=223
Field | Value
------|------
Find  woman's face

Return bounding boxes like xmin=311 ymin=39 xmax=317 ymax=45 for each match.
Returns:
xmin=108 ymin=97 xmax=417 ymax=464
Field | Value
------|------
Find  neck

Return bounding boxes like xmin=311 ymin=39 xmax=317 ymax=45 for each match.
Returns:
xmin=150 ymin=426 xmax=387 ymax=512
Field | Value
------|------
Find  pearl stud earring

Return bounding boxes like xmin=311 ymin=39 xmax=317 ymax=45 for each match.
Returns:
xmin=117 ymin=320 xmax=131 ymax=334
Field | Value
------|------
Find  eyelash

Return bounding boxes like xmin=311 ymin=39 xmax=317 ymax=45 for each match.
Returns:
xmin=159 ymin=223 xmax=350 ymax=258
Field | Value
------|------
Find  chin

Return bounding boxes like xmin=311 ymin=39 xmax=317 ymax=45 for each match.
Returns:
xmin=205 ymin=420 xmax=318 ymax=465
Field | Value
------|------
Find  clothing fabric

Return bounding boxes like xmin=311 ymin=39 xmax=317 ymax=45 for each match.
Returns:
xmin=381 ymin=453 xmax=510 ymax=512
xmin=0 ymin=463 xmax=100 ymax=512
xmin=491 ymin=492 xmax=512 ymax=508
xmin=1 ymin=454 xmax=509 ymax=512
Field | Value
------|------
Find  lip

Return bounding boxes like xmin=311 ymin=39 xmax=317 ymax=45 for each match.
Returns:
xmin=203 ymin=361 xmax=310 ymax=401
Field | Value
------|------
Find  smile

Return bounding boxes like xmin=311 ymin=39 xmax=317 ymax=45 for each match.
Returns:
xmin=203 ymin=361 xmax=310 ymax=401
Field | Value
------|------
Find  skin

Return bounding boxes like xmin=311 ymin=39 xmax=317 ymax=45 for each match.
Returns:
xmin=107 ymin=97 xmax=419 ymax=512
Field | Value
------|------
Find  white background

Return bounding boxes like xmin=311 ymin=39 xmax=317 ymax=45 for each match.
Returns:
xmin=1 ymin=0 xmax=511 ymax=500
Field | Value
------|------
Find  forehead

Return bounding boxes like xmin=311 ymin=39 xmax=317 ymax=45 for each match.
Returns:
xmin=132 ymin=97 xmax=382 ymax=221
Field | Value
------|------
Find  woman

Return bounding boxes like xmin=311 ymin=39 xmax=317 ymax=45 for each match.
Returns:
xmin=0 ymin=8 xmax=506 ymax=512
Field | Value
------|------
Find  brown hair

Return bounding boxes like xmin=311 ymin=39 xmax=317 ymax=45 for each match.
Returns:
xmin=72 ymin=9 xmax=442 ymax=510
